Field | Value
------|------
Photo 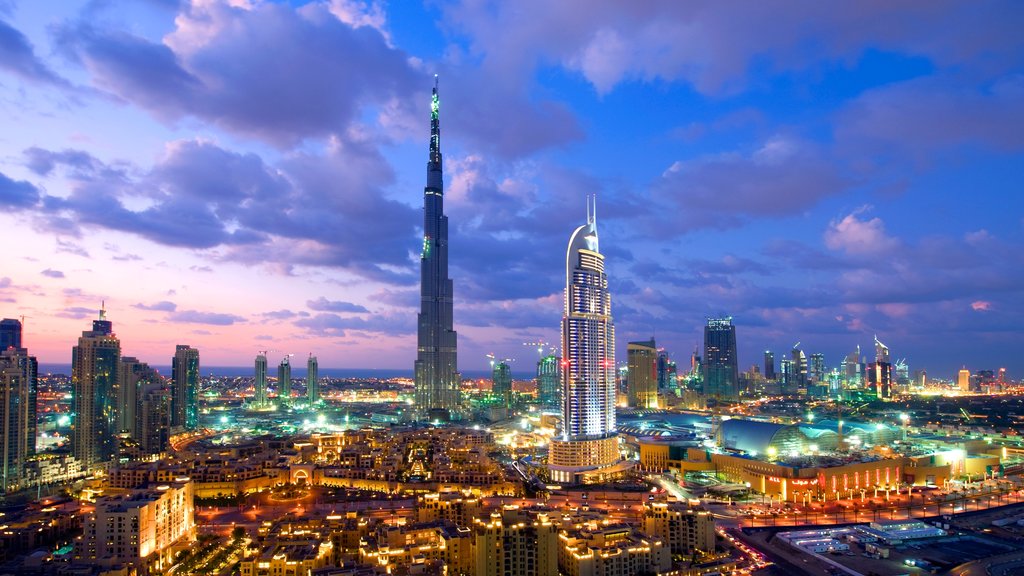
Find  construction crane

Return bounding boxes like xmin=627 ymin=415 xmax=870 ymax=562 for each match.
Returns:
xmin=523 ymin=341 xmax=551 ymax=358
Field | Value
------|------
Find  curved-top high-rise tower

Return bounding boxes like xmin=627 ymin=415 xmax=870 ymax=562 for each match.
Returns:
xmin=414 ymin=76 xmax=460 ymax=422
xmin=549 ymin=198 xmax=630 ymax=484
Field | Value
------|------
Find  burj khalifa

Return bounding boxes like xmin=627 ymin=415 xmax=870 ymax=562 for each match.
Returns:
xmin=414 ymin=77 xmax=460 ymax=421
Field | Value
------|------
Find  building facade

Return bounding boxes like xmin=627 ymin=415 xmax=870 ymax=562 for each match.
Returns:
xmin=414 ymin=77 xmax=460 ymax=422
xmin=278 ymin=356 xmax=292 ymax=402
xmin=1 ymin=345 xmax=36 ymax=492
xmin=536 ymin=355 xmax=561 ymax=411
xmin=171 ymin=345 xmax=199 ymax=431
xmin=549 ymin=199 xmax=629 ymax=484
xmin=703 ymin=317 xmax=738 ymax=400
xmin=307 ymin=354 xmax=319 ymax=406
xmin=72 ymin=308 xmax=121 ymax=471
xmin=254 ymin=353 xmax=268 ymax=406
xmin=627 ymin=339 xmax=658 ymax=409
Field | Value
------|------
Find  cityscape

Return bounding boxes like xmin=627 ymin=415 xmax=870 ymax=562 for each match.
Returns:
xmin=2 ymin=2 xmax=1024 ymax=576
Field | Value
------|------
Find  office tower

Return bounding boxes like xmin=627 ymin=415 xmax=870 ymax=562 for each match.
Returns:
xmin=549 ymin=199 xmax=625 ymax=484
xmin=72 ymin=307 xmax=121 ymax=471
xmin=790 ymin=344 xmax=807 ymax=390
xmin=957 ymin=368 xmax=971 ymax=392
xmin=119 ymin=357 xmax=160 ymax=436
xmin=874 ymin=335 xmax=890 ymax=363
xmin=0 ymin=318 xmax=21 ymax=350
xmin=867 ymin=361 xmax=893 ymax=399
xmin=414 ymin=77 xmax=460 ymax=422
xmin=171 ymin=345 xmax=199 ymax=431
xmin=278 ymin=356 xmax=292 ymax=401
xmin=1 ymin=346 xmax=36 ymax=492
xmin=76 ymin=479 xmax=195 ymax=573
xmin=844 ymin=345 xmax=863 ymax=387
xmin=764 ymin=350 xmax=776 ymax=381
xmin=138 ymin=383 xmax=171 ymax=455
xmin=780 ymin=358 xmax=792 ymax=390
xmin=869 ymin=336 xmax=892 ymax=399
xmin=307 ymin=354 xmax=319 ymax=406
xmin=536 ymin=355 xmax=560 ymax=410
xmin=492 ymin=360 xmax=512 ymax=408
xmin=627 ymin=339 xmax=658 ymax=409
xmin=703 ymin=317 xmax=738 ymax=400
xmin=254 ymin=353 xmax=268 ymax=406
xmin=656 ymin=349 xmax=669 ymax=391
xmin=810 ymin=353 xmax=826 ymax=383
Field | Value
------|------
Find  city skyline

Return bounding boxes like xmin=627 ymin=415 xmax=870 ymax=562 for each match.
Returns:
xmin=1 ymin=1 xmax=1023 ymax=376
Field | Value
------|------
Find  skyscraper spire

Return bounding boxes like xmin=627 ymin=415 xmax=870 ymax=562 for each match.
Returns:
xmin=415 ymin=77 xmax=460 ymax=421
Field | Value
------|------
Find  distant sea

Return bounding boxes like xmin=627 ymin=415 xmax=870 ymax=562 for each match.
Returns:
xmin=38 ymin=364 xmax=533 ymax=380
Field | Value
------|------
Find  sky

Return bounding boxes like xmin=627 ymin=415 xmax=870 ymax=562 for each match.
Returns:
xmin=1 ymin=0 xmax=1022 ymax=377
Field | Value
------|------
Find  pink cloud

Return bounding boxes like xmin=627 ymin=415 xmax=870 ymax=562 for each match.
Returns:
xmin=971 ymin=300 xmax=993 ymax=311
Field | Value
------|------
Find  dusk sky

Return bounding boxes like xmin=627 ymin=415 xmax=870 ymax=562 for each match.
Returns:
xmin=1 ymin=0 xmax=1022 ymax=377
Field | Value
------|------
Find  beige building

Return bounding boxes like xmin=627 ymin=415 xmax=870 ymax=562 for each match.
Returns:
xmin=558 ymin=522 xmax=671 ymax=576
xmin=473 ymin=507 xmax=559 ymax=576
xmin=958 ymin=368 xmax=972 ymax=392
xmin=241 ymin=540 xmax=333 ymax=576
xmin=627 ymin=340 xmax=658 ymax=409
xmin=76 ymin=479 xmax=195 ymax=574
xmin=643 ymin=502 xmax=716 ymax=556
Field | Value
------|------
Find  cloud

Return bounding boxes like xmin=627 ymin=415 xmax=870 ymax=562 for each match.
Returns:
xmin=41 ymin=268 xmax=65 ymax=278
xmin=57 ymin=306 xmax=95 ymax=319
xmin=260 ymin=309 xmax=307 ymax=320
xmin=971 ymin=301 xmax=993 ymax=312
xmin=0 ymin=18 xmax=71 ymax=86
xmin=294 ymin=311 xmax=412 ymax=337
xmin=442 ymin=1 xmax=1024 ymax=96
xmin=57 ymin=1 xmax=422 ymax=146
xmin=306 ymin=297 xmax=369 ymax=313
xmin=133 ymin=300 xmax=177 ymax=312
xmin=0 ymin=171 xmax=41 ymax=208
xmin=655 ymin=136 xmax=847 ymax=231
xmin=824 ymin=207 xmax=900 ymax=256
xmin=167 ymin=309 xmax=246 ymax=325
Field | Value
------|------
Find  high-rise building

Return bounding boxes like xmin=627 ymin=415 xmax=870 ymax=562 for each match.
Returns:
xmin=627 ymin=339 xmax=658 ymax=409
xmin=72 ymin=307 xmax=121 ymax=471
xmin=414 ymin=77 xmax=460 ymax=422
xmin=307 ymin=354 xmax=319 ymax=406
xmin=492 ymin=360 xmax=512 ymax=408
xmin=874 ymin=335 xmax=890 ymax=364
xmin=119 ymin=357 xmax=160 ymax=436
xmin=76 ymin=479 xmax=195 ymax=573
xmin=1 ymin=346 xmax=36 ymax=492
xmin=536 ymin=355 xmax=560 ymax=410
xmin=138 ymin=382 xmax=171 ymax=455
xmin=171 ymin=345 xmax=199 ymax=431
xmin=278 ymin=356 xmax=292 ymax=401
xmin=549 ymin=199 xmax=628 ymax=484
xmin=810 ymin=353 xmax=826 ymax=383
xmin=844 ymin=345 xmax=863 ymax=387
xmin=254 ymin=353 xmax=268 ymax=406
xmin=764 ymin=350 xmax=776 ymax=381
xmin=0 ymin=318 xmax=22 ymax=350
xmin=703 ymin=317 xmax=738 ymax=400
xmin=957 ymin=368 xmax=971 ymax=392
xmin=790 ymin=344 xmax=808 ymax=390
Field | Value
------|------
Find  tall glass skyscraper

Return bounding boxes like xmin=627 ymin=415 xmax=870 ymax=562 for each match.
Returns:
xmin=492 ymin=361 xmax=512 ymax=408
xmin=414 ymin=77 xmax=460 ymax=422
xmin=307 ymin=354 xmax=319 ymax=407
xmin=254 ymin=353 xmax=268 ymax=406
xmin=627 ymin=339 xmax=658 ymax=408
xmin=171 ymin=345 xmax=199 ymax=431
xmin=278 ymin=356 xmax=292 ymax=402
xmin=72 ymin=307 xmax=120 ymax=471
xmin=536 ymin=355 xmax=561 ymax=411
xmin=703 ymin=317 xmax=738 ymax=400
xmin=549 ymin=199 xmax=629 ymax=484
